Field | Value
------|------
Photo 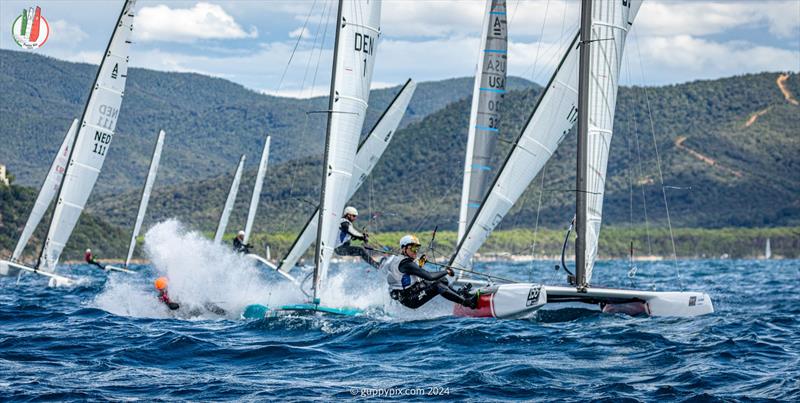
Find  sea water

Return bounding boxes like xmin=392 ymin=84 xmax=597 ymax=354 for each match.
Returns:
xmin=1 ymin=221 xmax=798 ymax=401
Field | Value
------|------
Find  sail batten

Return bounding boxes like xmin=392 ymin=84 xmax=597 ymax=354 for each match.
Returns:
xmin=124 ymin=130 xmax=165 ymax=267
xmin=37 ymin=0 xmax=137 ymax=273
xmin=313 ymin=0 xmax=381 ymax=299
xmin=214 ymin=155 xmax=246 ymax=244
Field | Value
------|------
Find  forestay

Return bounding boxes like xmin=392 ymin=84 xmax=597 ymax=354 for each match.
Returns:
xmin=449 ymin=1 xmax=642 ymax=271
xmin=124 ymin=129 xmax=165 ymax=267
xmin=581 ymin=0 xmax=640 ymax=284
xmin=243 ymin=135 xmax=271 ymax=244
xmin=12 ymin=119 xmax=77 ymax=262
xmin=458 ymin=0 xmax=508 ymax=243
xmin=277 ymin=79 xmax=415 ymax=274
xmin=214 ymin=155 xmax=246 ymax=244
xmin=37 ymin=0 xmax=137 ymax=273
xmin=313 ymin=0 xmax=381 ymax=298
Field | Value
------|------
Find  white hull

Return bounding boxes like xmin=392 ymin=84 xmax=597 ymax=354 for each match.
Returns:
xmin=0 ymin=259 xmax=75 ymax=287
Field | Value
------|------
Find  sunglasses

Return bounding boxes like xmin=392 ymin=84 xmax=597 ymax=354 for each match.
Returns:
xmin=407 ymin=245 xmax=420 ymax=252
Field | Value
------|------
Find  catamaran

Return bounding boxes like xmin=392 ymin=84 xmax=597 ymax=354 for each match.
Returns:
xmin=243 ymin=0 xmax=383 ymax=317
xmin=102 ymin=130 xmax=166 ymax=273
xmin=448 ymin=0 xmax=714 ymax=318
xmin=0 ymin=0 xmax=137 ymax=286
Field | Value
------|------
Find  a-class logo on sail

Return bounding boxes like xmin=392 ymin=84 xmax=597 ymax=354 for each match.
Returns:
xmin=11 ymin=6 xmax=50 ymax=49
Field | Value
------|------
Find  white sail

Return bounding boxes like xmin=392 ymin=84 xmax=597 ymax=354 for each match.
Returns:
xmin=450 ymin=1 xmax=641 ymax=271
xmin=313 ymin=0 xmax=381 ymax=298
xmin=278 ymin=78 xmax=415 ymax=273
xmin=11 ymin=119 xmax=77 ymax=262
xmin=582 ymin=0 xmax=641 ymax=284
xmin=124 ymin=129 xmax=165 ymax=267
xmin=37 ymin=0 xmax=137 ymax=273
xmin=214 ymin=154 xmax=246 ymax=244
xmin=765 ymin=238 xmax=771 ymax=259
xmin=243 ymin=135 xmax=271 ymax=244
xmin=458 ymin=0 xmax=508 ymax=243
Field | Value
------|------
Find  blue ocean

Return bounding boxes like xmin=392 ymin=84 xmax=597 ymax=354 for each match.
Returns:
xmin=1 ymin=222 xmax=798 ymax=401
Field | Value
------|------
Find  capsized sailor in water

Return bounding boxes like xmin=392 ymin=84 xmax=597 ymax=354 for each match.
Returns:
xmin=383 ymin=234 xmax=478 ymax=309
xmin=154 ymin=276 xmax=180 ymax=310
xmin=153 ymin=276 xmax=227 ymax=317
xmin=335 ymin=206 xmax=380 ymax=269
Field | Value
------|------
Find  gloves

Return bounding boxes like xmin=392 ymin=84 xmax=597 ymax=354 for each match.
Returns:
xmin=418 ymin=254 xmax=427 ymax=267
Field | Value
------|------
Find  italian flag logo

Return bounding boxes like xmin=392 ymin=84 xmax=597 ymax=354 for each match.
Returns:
xmin=12 ymin=6 xmax=50 ymax=49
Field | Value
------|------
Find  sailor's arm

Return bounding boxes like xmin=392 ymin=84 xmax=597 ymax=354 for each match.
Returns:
xmin=399 ymin=258 xmax=448 ymax=281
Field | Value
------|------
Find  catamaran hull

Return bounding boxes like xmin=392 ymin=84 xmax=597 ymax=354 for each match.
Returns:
xmin=454 ymin=283 xmax=714 ymax=318
xmin=453 ymin=283 xmax=548 ymax=319
xmin=0 ymin=259 xmax=75 ymax=286
xmin=241 ymin=303 xmax=362 ymax=319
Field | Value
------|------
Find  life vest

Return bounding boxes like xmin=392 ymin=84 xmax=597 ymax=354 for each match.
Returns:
xmin=336 ymin=218 xmax=351 ymax=247
xmin=384 ymin=255 xmax=420 ymax=291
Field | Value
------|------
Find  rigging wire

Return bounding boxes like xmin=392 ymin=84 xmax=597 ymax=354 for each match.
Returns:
xmin=634 ymin=34 xmax=685 ymax=290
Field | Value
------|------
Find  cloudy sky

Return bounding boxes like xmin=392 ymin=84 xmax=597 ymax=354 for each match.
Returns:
xmin=1 ymin=0 xmax=798 ymax=97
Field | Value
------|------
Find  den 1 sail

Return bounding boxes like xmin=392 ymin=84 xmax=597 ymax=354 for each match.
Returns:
xmin=276 ymin=79 xmax=415 ymax=274
xmin=312 ymin=0 xmax=381 ymax=300
xmin=457 ymin=0 xmax=508 ymax=244
xmin=36 ymin=0 xmax=137 ymax=275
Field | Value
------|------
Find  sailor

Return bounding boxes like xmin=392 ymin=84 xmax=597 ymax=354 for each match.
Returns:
xmin=383 ymin=235 xmax=478 ymax=309
xmin=334 ymin=206 xmax=379 ymax=268
xmin=84 ymin=248 xmax=106 ymax=271
xmin=154 ymin=277 xmax=180 ymax=310
xmin=232 ymin=230 xmax=252 ymax=254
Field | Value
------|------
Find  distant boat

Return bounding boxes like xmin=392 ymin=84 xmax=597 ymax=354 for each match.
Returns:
xmin=450 ymin=0 xmax=713 ymax=318
xmin=214 ymin=154 xmax=246 ymax=244
xmin=0 ymin=0 xmax=137 ymax=286
xmin=765 ymin=238 xmax=772 ymax=259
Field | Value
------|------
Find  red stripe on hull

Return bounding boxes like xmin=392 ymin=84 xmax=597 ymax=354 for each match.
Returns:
xmin=453 ymin=294 xmax=494 ymax=318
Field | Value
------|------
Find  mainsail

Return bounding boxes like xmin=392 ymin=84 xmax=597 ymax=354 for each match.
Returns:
xmin=214 ymin=154 xmax=246 ymax=244
xmin=450 ymin=1 xmax=641 ymax=271
xmin=579 ymin=0 xmax=640 ymax=285
xmin=313 ymin=0 xmax=381 ymax=299
xmin=11 ymin=119 xmax=77 ymax=262
xmin=243 ymin=135 xmax=271 ymax=244
xmin=457 ymin=0 xmax=508 ymax=242
xmin=124 ymin=129 xmax=165 ymax=267
xmin=277 ymin=79 xmax=415 ymax=274
xmin=37 ymin=0 xmax=137 ymax=273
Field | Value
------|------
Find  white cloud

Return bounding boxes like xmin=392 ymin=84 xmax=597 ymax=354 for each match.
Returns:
xmin=47 ymin=19 xmax=88 ymax=45
xmin=135 ymin=2 xmax=257 ymax=43
xmin=289 ymin=26 xmax=312 ymax=39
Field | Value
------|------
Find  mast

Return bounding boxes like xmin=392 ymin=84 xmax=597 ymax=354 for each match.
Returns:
xmin=313 ymin=0 xmax=345 ymax=301
xmin=575 ymin=0 xmax=592 ymax=289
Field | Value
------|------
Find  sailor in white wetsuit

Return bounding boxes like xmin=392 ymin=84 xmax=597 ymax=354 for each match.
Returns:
xmin=383 ymin=234 xmax=477 ymax=309
xmin=334 ymin=206 xmax=379 ymax=268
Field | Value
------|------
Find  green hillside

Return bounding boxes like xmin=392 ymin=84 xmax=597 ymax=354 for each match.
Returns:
xmin=91 ymin=72 xmax=800 ymax=237
xmin=0 ymin=48 xmax=535 ymax=195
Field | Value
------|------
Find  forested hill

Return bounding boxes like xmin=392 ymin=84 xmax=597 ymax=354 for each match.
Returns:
xmin=90 ymin=71 xmax=800 ymax=235
xmin=0 ymin=48 xmax=536 ymax=194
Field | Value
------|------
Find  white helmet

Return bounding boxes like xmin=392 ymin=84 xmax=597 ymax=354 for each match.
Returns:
xmin=343 ymin=206 xmax=358 ymax=217
xmin=238 ymin=230 xmax=245 ymax=237
xmin=85 ymin=248 xmax=92 ymax=254
xmin=399 ymin=234 xmax=421 ymax=248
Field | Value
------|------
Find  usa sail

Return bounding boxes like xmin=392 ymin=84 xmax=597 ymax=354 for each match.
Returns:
xmin=313 ymin=0 xmax=381 ymax=299
xmin=11 ymin=119 xmax=77 ymax=262
xmin=214 ymin=154 xmax=246 ymax=244
xmin=37 ymin=0 xmax=137 ymax=273
xmin=123 ymin=130 xmax=165 ymax=267
xmin=457 ymin=0 xmax=508 ymax=243
xmin=277 ymin=79 xmax=415 ymax=274
xmin=450 ymin=2 xmax=642 ymax=271
xmin=243 ymin=135 xmax=271 ymax=244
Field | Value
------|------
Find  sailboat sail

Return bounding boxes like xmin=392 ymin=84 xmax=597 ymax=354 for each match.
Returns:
xmin=11 ymin=119 xmax=77 ymax=262
xmin=124 ymin=129 xmax=165 ymax=267
xmin=243 ymin=136 xmax=271 ymax=244
xmin=214 ymin=155 xmax=246 ymax=244
xmin=277 ymin=79 xmax=415 ymax=274
xmin=765 ymin=238 xmax=771 ymax=259
xmin=581 ymin=0 xmax=640 ymax=284
xmin=450 ymin=1 xmax=641 ymax=271
xmin=313 ymin=0 xmax=381 ymax=298
xmin=37 ymin=0 xmax=137 ymax=273
xmin=457 ymin=0 xmax=508 ymax=243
